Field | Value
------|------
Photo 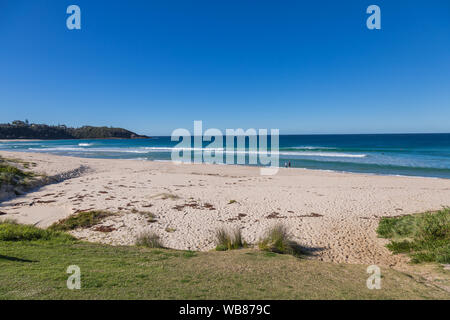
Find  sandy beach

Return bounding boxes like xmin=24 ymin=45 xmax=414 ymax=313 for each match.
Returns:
xmin=1 ymin=150 xmax=450 ymax=266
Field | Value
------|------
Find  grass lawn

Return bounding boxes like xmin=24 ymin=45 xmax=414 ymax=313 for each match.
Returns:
xmin=1 ymin=238 xmax=449 ymax=299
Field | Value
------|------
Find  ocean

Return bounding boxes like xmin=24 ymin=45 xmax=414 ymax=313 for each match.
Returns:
xmin=1 ymin=133 xmax=450 ymax=179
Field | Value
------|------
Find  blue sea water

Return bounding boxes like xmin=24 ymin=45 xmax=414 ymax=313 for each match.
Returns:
xmin=1 ymin=134 xmax=450 ymax=179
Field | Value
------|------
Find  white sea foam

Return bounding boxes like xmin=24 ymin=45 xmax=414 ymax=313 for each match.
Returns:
xmin=290 ymin=146 xmax=337 ymax=150
xmin=28 ymin=147 xmax=149 ymax=153
xmin=278 ymin=151 xmax=367 ymax=158
xmin=27 ymin=146 xmax=366 ymax=158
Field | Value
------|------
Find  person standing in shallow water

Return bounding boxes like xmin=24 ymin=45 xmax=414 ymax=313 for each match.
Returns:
xmin=288 ymin=161 xmax=291 ymax=168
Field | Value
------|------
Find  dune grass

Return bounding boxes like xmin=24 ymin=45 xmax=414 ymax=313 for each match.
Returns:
xmin=258 ymin=224 xmax=302 ymax=256
xmin=377 ymin=208 xmax=450 ymax=263
xmin=0 ymin=160 xmax=34 ymax=187
xmin=215 ymin=227 xmax=246 ymax=251
xmin=135 ymin=230 xmax=163 ymax=248
xmin=48 ymin=210 xmax=116 ymax=231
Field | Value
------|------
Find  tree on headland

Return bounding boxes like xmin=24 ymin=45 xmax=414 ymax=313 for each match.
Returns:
xmin=0 ymin=121 xmax=148 ymax=140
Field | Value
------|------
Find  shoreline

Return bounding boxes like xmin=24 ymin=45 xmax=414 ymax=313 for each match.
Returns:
xmin=1 ymin=149 xmax=449 ymax=181
xmin=1 ymin=150 xmax=450 ymax=266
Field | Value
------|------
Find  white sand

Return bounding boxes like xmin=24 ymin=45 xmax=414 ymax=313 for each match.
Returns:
xmin=1 ymin=150 xmax=450 ymax=266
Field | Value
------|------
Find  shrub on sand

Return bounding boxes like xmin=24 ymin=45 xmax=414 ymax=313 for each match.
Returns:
xmin=215 ymin=227 xmax=246 ymax=251
xmin=258 ymin=224 xmax=301 ymax=256
xmin=377 ymin=208 xmax=450 ymax=264
xmin=49 ymin=210 xmax=115 ymax=231
xmin=135 ymin=230 xmax=163 ymax=248
xmin=0 ymin=162 xmax=33 ymax=187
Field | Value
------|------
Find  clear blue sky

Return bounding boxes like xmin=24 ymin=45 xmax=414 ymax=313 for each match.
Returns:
xmin=1 ymin=0 xmax=449 ymax=135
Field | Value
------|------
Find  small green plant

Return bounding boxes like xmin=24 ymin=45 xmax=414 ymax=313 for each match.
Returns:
xmin=0 ymin=220 xmax=74 ymax=242
xmin=228 ymin=200 xmax=237 ymax=204
xmin=135 ymin=230 xmax=163 ymax=248
xmin=0 ymin=162 xmax=34 ymax=187
xmin=144 ymin=212 xmax=157 ymax=223
xmin=258 ymin=224 xmax=301 ymax=256
xmin=182 ymin=251 xmax=197 ymax=258
xmin=377 ymin=208 xmax=449 ymax=263
xmin=49 ymin=210 xmax=115 ymax=231
xmin=215 ymin=227 xmax=246 ymax=251
xmin=165 ymin=227 xmax=176 ymax=233
xmin=133 ymin=210 xmax=157 ymax=223
xmin=417 ymin=210 xmax=449 ymax=241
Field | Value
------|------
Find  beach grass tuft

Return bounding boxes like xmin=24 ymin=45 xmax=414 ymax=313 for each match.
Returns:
xmin=215 ymin=227 xmax=246 ymax=251
xmin=258 ymin=224 xmax=302 ymax=256
xmin=135 ymin=230 xmax=163 ymax=248
xmin=377 ymin=208 xmax=450 ymax=263
xmin=49 ymin=210 xmax=116 ymax=231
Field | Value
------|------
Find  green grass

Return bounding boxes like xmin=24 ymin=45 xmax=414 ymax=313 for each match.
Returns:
xmin=1 ymin=235 xmax=448 ymax=299
xmin=377 ymin=208 xmax=450 ymax=263
xmin=215 ymin=228 xmax=246 ymax=251
xmin=48 ymin=210 xmax=116 ymax=231
xmin=0 ymin=220 xmax=447 ymax=299
xmin=0 ymin=221 xmax=74 ymax=242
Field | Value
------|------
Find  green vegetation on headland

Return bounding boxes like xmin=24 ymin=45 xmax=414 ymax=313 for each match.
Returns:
xmin=0 ymin=120 xmax=148 ymax=140
xmin=0 ymin=220 xmax=448 ymax=299
xmin=377 ymin=208 xmax=450 ymax=264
